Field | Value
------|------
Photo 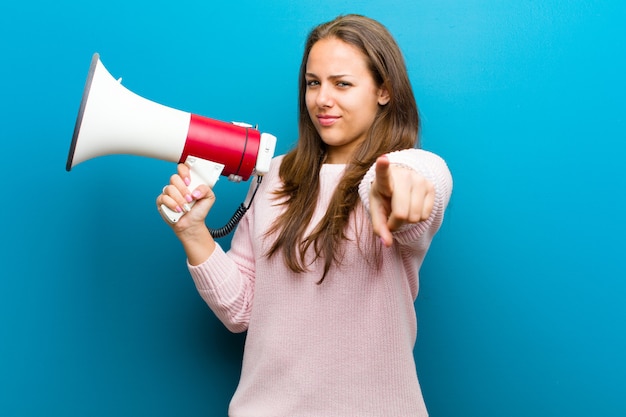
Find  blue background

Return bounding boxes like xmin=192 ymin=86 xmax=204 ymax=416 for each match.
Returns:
xmin=1 ymin=1 xmax=624 ymax=416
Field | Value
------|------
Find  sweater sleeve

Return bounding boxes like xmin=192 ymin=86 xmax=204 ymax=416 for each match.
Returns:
xmin=187 ymin=245 xmax=253 ymax=333
xmin=358 ymin=148 xmax=453 ymax=245
xmin=186 ymin=186 xmax=258 ymax=334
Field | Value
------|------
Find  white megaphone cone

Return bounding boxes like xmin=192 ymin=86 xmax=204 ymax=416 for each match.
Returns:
xmin=67 ymin=53 xmax=277 ymax=233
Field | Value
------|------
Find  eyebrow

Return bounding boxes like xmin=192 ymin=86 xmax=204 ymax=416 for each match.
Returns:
xmin=305 ymin=73 xmax=352 ymax=80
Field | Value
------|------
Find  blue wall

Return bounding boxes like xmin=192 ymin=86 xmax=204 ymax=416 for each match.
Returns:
xmin=1 ymin=1 xmax=624 ymax=416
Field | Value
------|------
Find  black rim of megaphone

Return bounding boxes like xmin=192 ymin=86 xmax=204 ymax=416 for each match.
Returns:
xmin=66 ymin=53 xmax=100 ymax=172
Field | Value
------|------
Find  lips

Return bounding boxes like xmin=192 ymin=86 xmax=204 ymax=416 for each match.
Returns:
xmin=317 ymin=114 xmax=340 ymax=127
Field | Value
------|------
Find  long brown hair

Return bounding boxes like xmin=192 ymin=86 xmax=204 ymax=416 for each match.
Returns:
xmin=265 ymin=14 xmax=420 ymax=282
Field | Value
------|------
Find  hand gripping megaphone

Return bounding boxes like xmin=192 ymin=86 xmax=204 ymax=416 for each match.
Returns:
xmin=67 ymin=53 xmax=277 ymax=236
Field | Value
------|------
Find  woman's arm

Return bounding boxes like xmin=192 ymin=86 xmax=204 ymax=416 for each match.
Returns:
xmin=157 ymin=163 xmax=253 ymax=332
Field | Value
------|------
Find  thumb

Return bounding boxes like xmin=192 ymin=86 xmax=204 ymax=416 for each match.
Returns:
xmin=186 ymin=184 xmax=216 ymax=222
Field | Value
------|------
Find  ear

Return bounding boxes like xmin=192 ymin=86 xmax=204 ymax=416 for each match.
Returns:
xmin=378 ymin=87 xmax=390 ymax=106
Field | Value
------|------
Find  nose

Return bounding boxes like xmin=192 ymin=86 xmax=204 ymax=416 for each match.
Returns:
xmin=315 ymin=84 xmax=333 ymax=108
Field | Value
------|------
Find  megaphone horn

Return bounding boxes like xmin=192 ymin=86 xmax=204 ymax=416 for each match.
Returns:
xmin=67 ymin=53 xmax=277 ymax=231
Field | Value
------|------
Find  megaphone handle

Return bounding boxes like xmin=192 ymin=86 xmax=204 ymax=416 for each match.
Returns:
xmin=160 ymin=156 xmax=225 ymax=224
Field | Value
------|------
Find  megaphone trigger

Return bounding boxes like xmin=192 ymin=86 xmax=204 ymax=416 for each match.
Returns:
xmin=160 ymin=156 xmax=225 ymax=224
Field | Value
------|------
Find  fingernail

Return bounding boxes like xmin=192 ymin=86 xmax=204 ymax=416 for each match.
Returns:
xmin=184 ymin=177 xmax=191 ymax=186
xmin=175 ymin=205 xmax=183 ymax=213
xmin=185 ymin=194 xmax=193 ymax=203
xmin=183 ymin=203 xmax=191 ymax=213
xmin=380 ymin=237 xmax=392 ymax=247
xmin=192 ymin=190 xmax=202 ymax=198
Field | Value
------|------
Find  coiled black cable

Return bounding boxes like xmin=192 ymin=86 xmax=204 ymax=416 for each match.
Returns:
xmin=208 ymin=175 xmax=263 ymax=239
xmin=209 ymin=203 xmax=248 ymax=238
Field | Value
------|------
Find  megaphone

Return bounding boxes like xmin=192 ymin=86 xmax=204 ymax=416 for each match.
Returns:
xmin=67 ymin=53 xmax=277 ymax=234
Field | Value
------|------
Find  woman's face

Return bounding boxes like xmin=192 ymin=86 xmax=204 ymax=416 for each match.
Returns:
xmin=305 ymin=37 xmax=389 ymax=164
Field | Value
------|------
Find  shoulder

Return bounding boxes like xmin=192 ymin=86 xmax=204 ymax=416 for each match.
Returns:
xmin=270 ymin=154 xmax=285 ymax=171
xmin=252 ymin=154 xmax=285 ymax=197
xmin=262 ymin=154 xmax=285 ymax=183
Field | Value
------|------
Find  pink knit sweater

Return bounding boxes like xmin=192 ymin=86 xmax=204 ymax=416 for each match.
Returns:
xmin=188 ymin=149 xmax=452 ymax=417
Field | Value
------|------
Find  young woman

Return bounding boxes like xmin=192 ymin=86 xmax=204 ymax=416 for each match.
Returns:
xmin=158 ymin=14 xmax=452 ymax=417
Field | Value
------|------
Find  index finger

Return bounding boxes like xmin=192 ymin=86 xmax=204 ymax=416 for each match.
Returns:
xmin=374 ymin=155 xmax=393 ymax=196
xmin=177 ymin=163 xmax=191 ymax=186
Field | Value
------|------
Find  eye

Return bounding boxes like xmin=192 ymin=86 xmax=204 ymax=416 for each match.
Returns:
xmin=336 ymin=81 xmax=352 ymax=88
xmin=306 ymin=79 xmax=320 ymax=88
